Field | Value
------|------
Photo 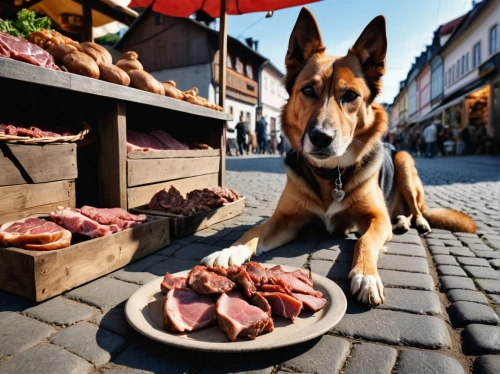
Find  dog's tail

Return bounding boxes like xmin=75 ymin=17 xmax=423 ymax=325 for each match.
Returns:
xmin=422 ymin=206 xmax=476 ymax=233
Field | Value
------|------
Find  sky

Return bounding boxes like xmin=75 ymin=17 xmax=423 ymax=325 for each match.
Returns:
xmin=215 ymin=0 xmax=474 ymax=104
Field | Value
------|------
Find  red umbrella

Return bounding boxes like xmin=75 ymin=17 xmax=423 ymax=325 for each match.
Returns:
xmin=127 ymin=0 xmax=319 ymax=107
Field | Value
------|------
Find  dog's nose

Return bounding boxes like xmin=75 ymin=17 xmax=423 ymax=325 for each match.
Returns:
xmin=309 ymin=126 xmax=334 ymax=148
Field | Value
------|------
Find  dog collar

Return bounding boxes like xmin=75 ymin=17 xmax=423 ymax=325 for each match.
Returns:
xmin=302 ymin=155 xmax=347 ymax=180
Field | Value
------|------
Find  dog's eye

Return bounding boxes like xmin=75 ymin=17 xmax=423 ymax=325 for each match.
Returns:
xmin=342 ymin=90 xmax=359 ymax=103
xmin=301 ymin=85 xmax=315 ymax=98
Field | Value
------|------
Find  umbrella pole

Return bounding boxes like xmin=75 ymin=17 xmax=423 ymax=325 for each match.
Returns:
xmin=82 ymin=0 xmax=94 ymax=42
xmin=218 ymin=0 xmax=228 ymax=109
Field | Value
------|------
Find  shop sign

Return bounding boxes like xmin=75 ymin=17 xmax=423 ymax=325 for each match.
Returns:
xmin=478 ymin=53 xmax=499 ymax=78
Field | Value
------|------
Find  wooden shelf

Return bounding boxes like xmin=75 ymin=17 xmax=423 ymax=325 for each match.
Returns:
xmin=0 ymin=58 xmax=232 ymax=121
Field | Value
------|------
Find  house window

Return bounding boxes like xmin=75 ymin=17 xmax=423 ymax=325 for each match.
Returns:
xmin=448 ymin=68 xmax=452 ymax=84
xmin=245 ymin=65 xmax=253 ymax=79
xmin=452 ymin=65 xmax=455 ymax=82
xmin=264 ymin=77 xmax=268 ymax=90
xmin=235 ymin=57 xmax=244 ymax=73
xmin=444 ymin=72 xmax=447 ymax=88
xmin=490 ymin=25 xmax=498 ymax=54
xmin=228 ymin=106 xmax=233 ymax=115
xmin=456 ymin=60 xmax=460 ymax=78
xmin=473 ymin=42 xmax=481 ymax=67
xmin=226 ymin=56 xmax=232 ymax=68
xmin=271 ymin=81 xmax=275 ymax=93
xmin=466 ymin=52 xmax=470 ymax=72
xmin=246 ymin=112 xmax=251 ymax=122
xmin=461 ymin=55 xmax=465 ymax=75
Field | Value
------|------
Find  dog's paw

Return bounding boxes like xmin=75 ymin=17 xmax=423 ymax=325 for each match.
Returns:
xmin=416 ymin=216 xmax=432 ymax=235
xmin=349 ymin=271 xmax=385 ymax=307
xmin=392 ymin=215 xmax=410 ymax=234
xmin=201 ymin=245 xmax=252 ymax=268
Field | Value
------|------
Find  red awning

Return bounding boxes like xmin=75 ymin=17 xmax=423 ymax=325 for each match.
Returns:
xmin=128 ymin=0 xmax=318 ymax=18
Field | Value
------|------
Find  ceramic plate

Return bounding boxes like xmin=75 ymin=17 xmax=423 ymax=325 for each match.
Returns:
xmin=125 ymin=264 xmax=347 ymax=352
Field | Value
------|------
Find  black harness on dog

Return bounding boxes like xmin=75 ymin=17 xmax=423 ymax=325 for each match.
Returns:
xmin=284 ymin=142 xmax=397 ymax=204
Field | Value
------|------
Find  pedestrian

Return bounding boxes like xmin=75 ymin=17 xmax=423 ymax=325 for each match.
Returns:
xmin=423 ymin=121 xmax=438 ymax=158
xmin=235 ymin=112 xmax=249 ymax=156
xmin=256 ymin=113 xmax=268 ymax=154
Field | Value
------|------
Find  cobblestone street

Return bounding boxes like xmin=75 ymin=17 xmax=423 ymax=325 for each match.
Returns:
xmin=0 ymin=154 xmax=499 ymax=374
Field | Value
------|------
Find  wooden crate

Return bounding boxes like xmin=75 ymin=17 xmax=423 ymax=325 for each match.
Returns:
xmin=132 ymin=198 xmax=245 ymax=238
xmin=0 ymin=216 xmax=170 ymax=302
xmin=0 ymin=143 xmax=77 ymax=224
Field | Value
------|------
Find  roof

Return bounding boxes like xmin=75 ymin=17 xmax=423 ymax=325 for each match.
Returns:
xmin=440 ymin=0 xmax=492 ymax=54
xmin=439 ymin=14 xmax=467 ymax=36
xmin=264 ymin=61 xmax=285 ymax=78
xmin=115 ymin=7 xmax=268 ymax=65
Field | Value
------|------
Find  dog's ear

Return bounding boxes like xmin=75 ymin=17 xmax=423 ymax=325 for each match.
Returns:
xmin=285 ymin=7 xmax=325 ymax=94
xmin=349 ymin=15 xmax=387 ymax=100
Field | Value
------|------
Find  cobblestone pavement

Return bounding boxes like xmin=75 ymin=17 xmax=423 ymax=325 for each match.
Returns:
xmin=0 ymin=155 xmax=499 ymax=374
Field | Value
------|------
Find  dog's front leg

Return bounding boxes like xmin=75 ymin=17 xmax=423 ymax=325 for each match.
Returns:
xmin=349 ymin=195 xmax=392 ymax=307
xmin=202 ymin=183 xmax=310 ymax=267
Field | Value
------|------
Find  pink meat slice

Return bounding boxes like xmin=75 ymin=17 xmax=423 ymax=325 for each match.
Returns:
xmin=50 ymin=208 xmax=116 ymax=238
xmin=0 ymin=31 xmax=59 ymax=70
xmin=150 ymin=130 xmax=190 ymax=150
xmin=80 ymin=206 xmax=146 ymax=229
xmin=164 ymin=288 xmax=216 ymax=333
xmin=227 ymin=265 xmax=257 ymax=298
xmin=245 ymin=261 xmax=270 ymax=285
xmin=161 ymin=273 xmax=188 ymax=294
xmin=187 ymin=266 xmax=236 ymax=294
xmin=251 ymin=292 xmax=272 ymax=316
xmin=0 ymin=217 xmax=66 ymax=247
xmin=293 ymin=293 xmax=327 ymax=312
xmin=268 ymin=265 xmax=314 ymax=287
xmin=126 ymin=130 xmax=167 ymax=151
xmin=260 ymin=292 xmax=303 ymax=321
xmin=215 ymin=292 xmax=274 ymax=341
xmin=270 ymin=273 xmax=323 ymax=298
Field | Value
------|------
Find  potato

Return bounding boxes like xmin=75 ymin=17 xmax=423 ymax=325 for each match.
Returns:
xmin=128 ymin=69 xmax=165 ymax=95
xmin=98 ymin=64 xmax=130 ymax=86
xmin=63 ymin=51 xmax=100 ymax=79
xmin=80 ymin=42 xmax=112 ymax=65
xmin=47 ymin=44 xmax=78 ymax=65
xmin=116 ymin=51 xmax=143 ymax=73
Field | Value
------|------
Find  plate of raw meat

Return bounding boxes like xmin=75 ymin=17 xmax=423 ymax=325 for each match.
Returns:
xmin=125 ymin=262 xmax=347 ymax=352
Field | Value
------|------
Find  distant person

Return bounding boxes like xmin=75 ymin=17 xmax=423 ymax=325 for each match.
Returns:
xmin=248 ymin=131 xmax=257 ymax=154
xmin=235 ymin=113 xmax=249 ymax=156
xmin=423 ymin=121 xmax=437 ymax=158
xmin=459 ymin=126 xmax=473 ymax=155
xmin=256 ymin=114 xmax=268 ymax=154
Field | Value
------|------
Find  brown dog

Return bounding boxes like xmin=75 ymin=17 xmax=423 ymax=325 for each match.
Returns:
xmin=202 ymin=8 xmax=476 ymax=306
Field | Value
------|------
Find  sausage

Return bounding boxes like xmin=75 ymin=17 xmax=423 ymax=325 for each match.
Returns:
xmin=62 ymin=51 xmax=100 ymax=79
xmin=79 ymin=42 xmax=113 ymax=65
xmin=98 ymin=64 xmax=131 ymax=86
xmin=128 ymin=69 xmax=165 ymax=95
xmin=47 ymin=44 xmax=78 ymax=66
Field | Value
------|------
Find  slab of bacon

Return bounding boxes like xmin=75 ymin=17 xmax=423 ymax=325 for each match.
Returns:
xmin=160 ymin=262 xmax=328 ymax=341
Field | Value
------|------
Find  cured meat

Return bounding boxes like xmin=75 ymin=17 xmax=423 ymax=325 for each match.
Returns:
xmin=164 ymin=288 xmax=216 ymax=333
xmin=126 ymin=130 xmax=167 ymax=151
xmin=151 ymin=130 xmax=190 ymax=150
xmin=186 ymin=189 xmax=226 ymax=209
xmin=161 ymin=273 xmax=188 ymax=294
xmin=50 ymin=208 xmax=117 ymax=238
xmin=148 ymin=186 xmax=206 ymax=216
xmin=80 ymin=206 xmax=146 ymax=229
xmin=293 ymin=293 xmax=327 ymax=312
xmin=251 ymin=292 xmax=272 ymax=316
xmin=258 ymin=284 xmax=287 ymax=293
xmin=215 ymin=292 xmax=274 ymax=341
xmin=0 ymin=217 xmax=66 ymax=247
xmin=268 ymin=278 xmax=295 ymax=298
xmin=0 ymin=31 xmax=60 ymax=70
xmin=187 ymin=266 xmax=236 ymax=294
xmin=226 ymin=265 xmax=256 ymax=298
xmin=204 ymin=187 xmax=242 ymax=203
xmin=245 ymin=262 xmax=270 ymax=285
xmin=260 ymin=292 xmax=303 ymax=321
xmin=23 ymin=230 xmax=72 ymax=251
xmin=270 ymin=273 xmax=322 ymax=298
xmin=268 ymin=265 xmax=313 ymax=287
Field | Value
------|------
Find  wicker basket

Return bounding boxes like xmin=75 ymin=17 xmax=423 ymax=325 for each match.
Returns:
xmin=0 ymin=122 xmax=90 ymax=144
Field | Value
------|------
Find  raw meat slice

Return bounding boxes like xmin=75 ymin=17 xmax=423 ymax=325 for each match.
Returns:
xmin=50 ymin=208 xmax=115 ymax=238
xmin=215 ymin=292 xmax=274 ymax=341
xmin=150 ymin=130 xmax=189 ymax=150
xmin=148 ymin=186 xmax=199 ymax=216
xmin=80 ymin=206 xmax=146 ymax=229
xmin=258 ymin=284 xmax=286 ymax=293
xmin=227 ymin=265 xmax=256 ymax=298
xmin=187 ymin=266 xmax=236 ymax=294
xmin=293 ymin=293 xmax=327 ymax=312
xmin=0 ymin=217 xmax=65 ymax=247
xmin=207 ymin=267 xmax=227 ymax=276
xmin=22 ymin=230 xmax=72 ymax=251
xmin=0 ymin=32 xmax=60 ymax=70
xmin=161 ymin=273 xmax=188 ymax=294
xmin=270 ymin=273 xmax=323 ymax=298
xmin=126 ymin=130 xmax=167 ymax=151
xmin=251 ymin=292 xmax=272 ymax=316
xmin=164 ymin=288 xmax=216 ymax=333
xmin=268 ymin=265 xmax=314 ymax=287
xmin=260 ymin=292 xmax=303 ymax=320
xmin=268 ymin=278 xmax=296 ymax=298
xmin=245 ymin=262 xmax=270 ymax=285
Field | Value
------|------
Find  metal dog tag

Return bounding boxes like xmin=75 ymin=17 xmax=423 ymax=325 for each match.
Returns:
xmin=331 ymin=180 xmax=345 ymax=202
